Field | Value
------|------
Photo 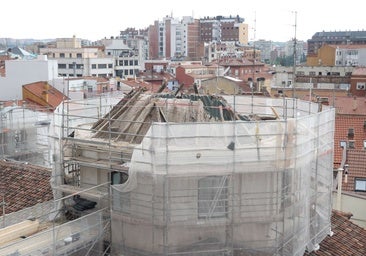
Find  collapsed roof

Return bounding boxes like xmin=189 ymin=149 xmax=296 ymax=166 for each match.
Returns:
xmin=91 ymin=89 xmax=250 ymax=144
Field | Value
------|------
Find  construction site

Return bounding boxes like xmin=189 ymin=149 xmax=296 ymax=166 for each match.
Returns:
xmin=0 ymin=89 xmax=335 ymax=256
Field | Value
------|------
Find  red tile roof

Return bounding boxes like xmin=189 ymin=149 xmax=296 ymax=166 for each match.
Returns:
xmin=304 ymin=210 xmax=366 ymax=256
xmin=22 ymin=81 xmax=66 ymax=111
xmin=334 ymin=116 xmax=366 ymax=166
xmin=352 ymin=67 xmax=366 ymax=76
xmin=0 ymin=160 xmax=53 ymax=216
xmin=328 ymin=44 xmax=366 ymax=50
xmin=121 ymin=79 xmax=169 ymax=93
xmin=342 ymin=150 xmax=366 ymax=193
xmin=334 ymin=96 xmax=366 ymax=116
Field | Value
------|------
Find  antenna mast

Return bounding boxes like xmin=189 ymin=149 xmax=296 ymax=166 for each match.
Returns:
xmin=292 ymin=11 xmax=297 ymax=99
xmin=251 ymin=11 xmax=257 ymax=114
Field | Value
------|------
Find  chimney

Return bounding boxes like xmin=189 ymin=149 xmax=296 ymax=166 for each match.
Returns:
xmin=42 ymin=82 xmax=49 ymax=103
xmin=353 ymin=96 xmax=357 ymax=111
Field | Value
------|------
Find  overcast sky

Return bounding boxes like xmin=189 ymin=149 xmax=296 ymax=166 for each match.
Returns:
xmin=1 ymin=0 xmax=365 ymax=42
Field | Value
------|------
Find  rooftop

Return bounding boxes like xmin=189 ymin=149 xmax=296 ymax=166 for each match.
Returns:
xmin=0 ymin=160 xmax=53 ymax=216
xmin=304 ymin=210 xmax=366 ymax=256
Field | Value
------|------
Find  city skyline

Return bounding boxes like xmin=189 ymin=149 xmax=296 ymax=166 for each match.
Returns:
xmin=1 ymin=0 xmax=365 ymax=42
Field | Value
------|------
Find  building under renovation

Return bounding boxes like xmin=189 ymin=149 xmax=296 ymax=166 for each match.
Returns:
xmin=0 ymin=103 xmax=53 ymax=167
xmin=0 ymin=89 xmax=335 ymax=256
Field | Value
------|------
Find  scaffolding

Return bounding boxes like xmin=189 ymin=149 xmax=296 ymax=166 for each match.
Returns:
xmin=0 ymin=96 xmax=120 ymax=256
xmin=0 ymin=103 xmax=54 ymax=167
xmin=57 ymin=91 xmax=334 ymax=256
xmin=0 ymin=91 xmax=335 ymax=256
xmin=0 ymin=207 xmax=106 ymax=256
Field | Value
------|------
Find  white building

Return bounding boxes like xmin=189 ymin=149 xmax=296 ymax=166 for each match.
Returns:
xmin=0 ymin=55 xmax=58 ymax=100
xmin=335 ymin=45 xmax=366 ymax=66
xmin=40 ymin=36 xmax=114 ymax=78
xmin=102 ymin=38 xmax=142 ymax=79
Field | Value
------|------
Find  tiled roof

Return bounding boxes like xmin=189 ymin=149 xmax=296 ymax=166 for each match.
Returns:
xmin=352 ymin=67 xmax=366 ymax=76
xmin=219 ymin=58 xmax=255 ymax=66
xmin=312 ymin=30 xmax=366 ymax=39
xmin=0 ymin=160 xmax=53 ymax=216
xmin=342 ymin=150 xmax=366 ymax=193
xmin=177 ymin=64 xmax=208 ymax=69
xmin=23 ymin=81 xmax=66 ymax=111
xmin=83 ymin=76 xmax=109 ymax=83
xmin=139 ymin=70 xmax=176 ymax=82
xmin=304 ymin=210 xmax=366 ymax=256
xmin=334 ymin=96 xmax=366 ymax=115
xmin=327 ymin=44 xmax=366 ymax=50
xmin=334 ymin=115 xmax=366 ymax=166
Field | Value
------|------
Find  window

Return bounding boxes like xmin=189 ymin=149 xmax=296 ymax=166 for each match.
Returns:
xmin=340 ymin=140 xmax=347 ymax=148
xmin=348 ymin=128 xmax=354 ymax=138
xmin=69 ymin=53 xmax=72 ymax=58
xmin=98 ymin=64 xmax=107 ymax=69
xmin=355 ymin=178 xmax=366 ymax=192
xmin=58 ymin=64 xmax=66 ymax=69
xmin=108 ymin=64 xmax=113 ymax=68
xmin=198 ymin=176 xmax=228 ymax=219
xmin=112 ymin=190 xmax=130 ymax=213
xmin=60 ymin=53 xmax=65 ymax=58
xmin=356 ymin=82 xmax=366 ymax=90
xmin=348 ymin=140 xmax=355 ymax=149
xmin=111 ymin=171 xmax=130 ymax=213
xmin=111 ymin=171 xmax=128 ymax=185
xmin=76 ymin=53 xmax=82 ymax=58
xmin=91 ymin=64 xmax=96 ymax=69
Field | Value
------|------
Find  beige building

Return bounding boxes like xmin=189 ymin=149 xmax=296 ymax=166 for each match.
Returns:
xmin=40 ymin=36 xmax=114 ymax=78
xmin=200 ymin=76 xmax=242 ymax=94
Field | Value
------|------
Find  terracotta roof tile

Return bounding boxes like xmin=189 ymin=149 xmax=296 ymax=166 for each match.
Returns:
xmin=0 ymin=160 xmax=53 ymax=216
xmin=342 ymin=150 xmax=366 ymax=193
xmin=328 ymin=44 xmax=366 ymax=50
xmin=304 ymin=210 xmax=366 ymax=256
xmin=334 ymin=96 xmax=366 ymax=116
xmin=352 ymin=67 xmax=366 ymax=76
xmin=22 ymin=81 xmax=66 ymax=111
xmin=334 ymin=115 xmax=366 ymax=166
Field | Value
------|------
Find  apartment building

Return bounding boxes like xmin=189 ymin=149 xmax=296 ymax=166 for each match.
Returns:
xmin=307 ymin=30 xmax=366 ymax=55
xmin=40 ymin=36 xmax=114 ymax=78
xmin=148 ymin=15 xmax=248 ymax=60
xmin=102 ymin=38 xmax=141 ymax=79
xmin=200 ymin=15 xmax=248 ymax=44
xmin=307 ymin=44 xmax=366 ymax=66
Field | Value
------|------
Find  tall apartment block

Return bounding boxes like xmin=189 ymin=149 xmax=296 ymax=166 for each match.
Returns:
xmin=199 ymin=15 xmax=248 ymax=44
xmin=148 ymin=15 xmax=248 ymax=60
xmin=307 ymin=30 xmax=366 ymax=55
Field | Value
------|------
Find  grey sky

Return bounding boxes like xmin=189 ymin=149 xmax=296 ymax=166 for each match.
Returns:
xmin=1 ymin=0 xmax=365 ymax=42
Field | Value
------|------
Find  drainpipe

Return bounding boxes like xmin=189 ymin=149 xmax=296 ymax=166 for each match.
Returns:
xmin=336 ymin=145 xmax=347 ymax=211
xmin=336 ymin=167 xmax=343 ymax=211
